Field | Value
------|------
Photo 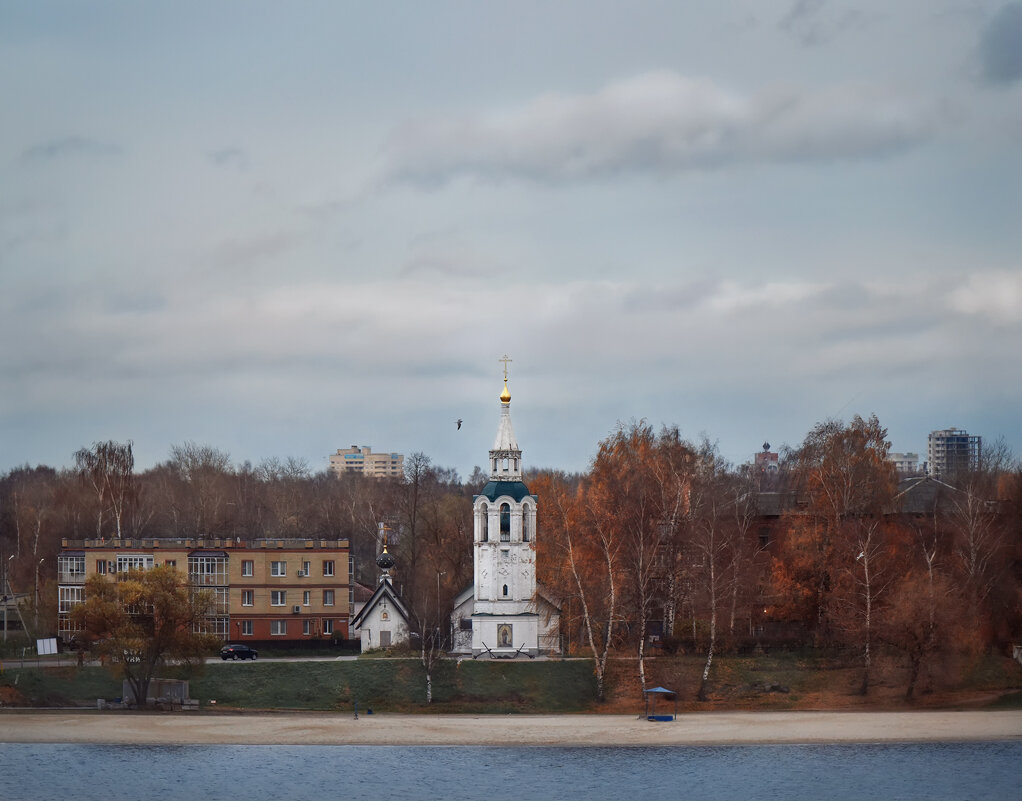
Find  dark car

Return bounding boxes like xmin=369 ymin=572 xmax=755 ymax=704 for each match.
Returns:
xmin=220 ymin=644 xmax=258 ymax=661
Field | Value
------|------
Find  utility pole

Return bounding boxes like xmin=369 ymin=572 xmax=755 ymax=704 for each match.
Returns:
xmin=2 ymin=554 xmax=11 ymax=643
xmin=34 ymin=558 xmax=45 ymax=637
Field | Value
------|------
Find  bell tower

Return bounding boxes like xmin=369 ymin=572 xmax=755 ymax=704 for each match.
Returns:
xmin=469 ymin=356 xmax=539 ymax=655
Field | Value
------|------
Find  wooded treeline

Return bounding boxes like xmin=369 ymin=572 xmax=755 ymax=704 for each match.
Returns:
xmin=2 ymin=417 xmax=1020 ymax=700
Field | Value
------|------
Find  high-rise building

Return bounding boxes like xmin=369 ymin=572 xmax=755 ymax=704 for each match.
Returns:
xmin=887 ymin=452 xmax=921 ymax=475
xmin=329 ymin=446 xmax=404 ymax=478
xmin=927 ymin=428 xmax=982 ymax=477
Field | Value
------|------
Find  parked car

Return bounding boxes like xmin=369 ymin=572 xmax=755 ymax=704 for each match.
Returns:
xmin=220 ymin=644 xmax=258 ymax=661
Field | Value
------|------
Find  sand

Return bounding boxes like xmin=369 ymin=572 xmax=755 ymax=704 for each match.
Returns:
xmin=2 ymin=710 xmax=1021 ymax=746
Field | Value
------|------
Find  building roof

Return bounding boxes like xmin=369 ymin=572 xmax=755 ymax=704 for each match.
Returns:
xmin=350 ymin=578 xmax=410 ymax=629
xmin=477 ymin=480 xmax=533 ymax=502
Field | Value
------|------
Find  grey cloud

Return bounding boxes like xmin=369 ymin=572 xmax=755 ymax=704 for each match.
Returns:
xmin=209 ymin=147 xmax=249 ymax=169
xmin=214 ymin=230 xmax=304 ymax=268
xmin=779 ymin=0 xmax=827 ymax=45
xmin=382 ymin=71 xmax=937 ymax=186
xmin=980 ymin=2 xmax=1022 ymax=84
xmin=20 ymin=136 xmax=122 ymax=163
xmin=778 ymin=0 xmax=865 ymax=47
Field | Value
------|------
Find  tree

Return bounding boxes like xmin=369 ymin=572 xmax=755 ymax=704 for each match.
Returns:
xmin=687 ymin=441 xmax=733 ymax=701
xmin=535 ymin=471 xmax=619 ymax=701
xmin=773 ymin=415 xmax=898 ymax=693
xmin=74 ymin=440 xmax=135 ymax=539
xmin=587 ymin=422 xmax=693 ymax=695
xmin=70 ymin=566 xmax=219 ymax=707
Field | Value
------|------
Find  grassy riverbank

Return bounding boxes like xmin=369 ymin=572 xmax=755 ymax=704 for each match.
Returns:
xmin=2 ymin=650 xmax=1020 ymax=713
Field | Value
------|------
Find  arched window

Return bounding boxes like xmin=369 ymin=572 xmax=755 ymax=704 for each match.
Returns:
xmin=522 ymin=508 xmax=531 ymax=542
xmin=481 ymin=505 xmax=489 ymax=542
xmin=500 ymin=503 xmax=511 ymax=542
xmin=502 ymin=584 xmax=509 ymax=597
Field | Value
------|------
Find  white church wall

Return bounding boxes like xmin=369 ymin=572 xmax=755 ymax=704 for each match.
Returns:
xmin=358 ymin=597 xmax=408 ymax=651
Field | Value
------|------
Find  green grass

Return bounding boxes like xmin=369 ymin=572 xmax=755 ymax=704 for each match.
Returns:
xmin=1 ymin=658 xmax=600 ymax=713
xmin=3 ymin=650 xmax=1018 ymax=712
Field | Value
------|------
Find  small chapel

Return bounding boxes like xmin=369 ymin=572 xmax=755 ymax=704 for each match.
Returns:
xmin=450 ymin=361 xmax=562 ymax=657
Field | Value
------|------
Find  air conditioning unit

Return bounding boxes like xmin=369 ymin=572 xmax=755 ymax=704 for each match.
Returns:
xmin=296 ymin=570 xmax=306 ymax=577
xmin=292 ymin=605 xmax=301 ymax=614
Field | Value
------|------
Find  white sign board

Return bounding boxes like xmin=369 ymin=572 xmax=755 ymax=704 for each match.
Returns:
xmin=37 ymin=637 xmax=58 ymax=655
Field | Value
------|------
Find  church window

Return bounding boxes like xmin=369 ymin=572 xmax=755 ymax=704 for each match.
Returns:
xmin=523 ymin=510 xmax=531 ymax=542
xmin=503 ymin=584 xmax=508 ymax=597
xmin=500 ymin=503 xmax=510 ymax=541
xmin=482 ymin=506 xmax=490 ymax=541
xmin=503 ymin=457 xmax=509 ymax=472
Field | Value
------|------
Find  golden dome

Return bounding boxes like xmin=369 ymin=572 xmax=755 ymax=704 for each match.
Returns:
xmin=500 ymin=379 xmax=511 ymax=403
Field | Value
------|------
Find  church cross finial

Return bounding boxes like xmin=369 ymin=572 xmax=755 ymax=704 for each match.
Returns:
xmin=499 ymin=354 xmax=512 ymax=382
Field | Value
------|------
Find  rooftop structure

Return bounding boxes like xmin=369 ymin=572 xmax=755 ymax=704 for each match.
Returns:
xmin=329 ymin=446 xmax=404 ymax=479
xmin=927 ymin=428 xmax=982 ymax=478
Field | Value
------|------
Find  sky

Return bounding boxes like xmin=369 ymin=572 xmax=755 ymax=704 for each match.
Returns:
xmin=2 ymin=1 xmax=1021 ymax=480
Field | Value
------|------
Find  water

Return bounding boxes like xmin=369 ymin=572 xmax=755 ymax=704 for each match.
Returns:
xmin=0 ymin=742 xmax=1018 ymax=801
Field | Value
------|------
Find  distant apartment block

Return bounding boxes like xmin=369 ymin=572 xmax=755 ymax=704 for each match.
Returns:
xmin=329 ymin=446 xmax=404 ymax=478
xmin=927 ymin=428 xmax=982 ymax=477
xmin=887 ymin=452 xmax=921 ymax=475
xmin=57 ymin=538 xmax=352 ymax=645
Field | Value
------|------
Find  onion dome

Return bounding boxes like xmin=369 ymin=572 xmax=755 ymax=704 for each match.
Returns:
xmin=500 ymin=379 xmax=511 ymax=404
xmin=376 ymin=544 xmax=395 ymax=572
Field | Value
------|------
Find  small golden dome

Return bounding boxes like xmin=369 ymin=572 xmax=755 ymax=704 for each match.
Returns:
xmin=500 ymin=379 xmax=511 ymax=403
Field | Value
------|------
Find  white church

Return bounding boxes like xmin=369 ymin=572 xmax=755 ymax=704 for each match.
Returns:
xmin=450 ymin=363 xmax=562 ymax=657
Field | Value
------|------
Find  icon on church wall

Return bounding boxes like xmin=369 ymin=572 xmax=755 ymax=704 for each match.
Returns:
xmin=497 ymin=623 xmax=513 ymax=647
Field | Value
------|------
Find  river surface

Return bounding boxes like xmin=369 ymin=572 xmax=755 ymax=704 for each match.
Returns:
xmin=0 ymin=742 xmax=1018 ymax=800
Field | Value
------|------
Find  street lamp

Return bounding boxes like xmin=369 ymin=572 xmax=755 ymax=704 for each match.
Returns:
xmin=34 ymin=558 xmax=44 ymax=637
xmin=3 ymin=554 xmax=14 ymax=643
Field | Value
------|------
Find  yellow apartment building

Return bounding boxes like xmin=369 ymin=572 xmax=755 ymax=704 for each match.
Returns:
xmin=57 ymin=537 xmax=352 ymax=646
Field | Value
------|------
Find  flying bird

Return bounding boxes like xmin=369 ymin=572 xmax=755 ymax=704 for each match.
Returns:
xmin=456 ymin=419 xmax=463 ymax=430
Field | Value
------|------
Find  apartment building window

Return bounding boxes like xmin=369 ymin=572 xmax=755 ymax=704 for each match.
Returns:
xmin=323 ymin=590 xmax=335 ymax=606
xmin=242 ymin=590 xmax=254 ymax=607
xmin=303 ymin=591 xmax=311 ymax=606
xmin=96 ymin=560 xmax=106 ymax=575
xmin=348 ymin=556 xmax=354 ymax=579
xmin=323 ymin=560 xmax=335 ymax=577
xmin=58 ymin=586 xmax=84 ymax=613
xmin=271 ymin=561 xmax=286 ymax=577
xmin=270 ymin=620 xmax=287 ymax=636
xmin=271 ymin=590 xmax=287 ymax=606
xmin=164 ymin=560 xmax=177 ymax=568
xmin=58 ymin=555 xmax=85 ymax=583
xmin=323 ymin=619 xmax=334 ymax=636
xmin=301 ymin=561 xmax=311 ymax=576
xmin=213 ymin=587 xmax=229 ymax=616
xmin=303 ymin=620 xmax=312 ymax=636
xmin=241 ymin=620 xmax=253 ymax=636
xmin=241 ymin=560 xmax=254 ymax=577
xmin=189 ymin=555 xmax=227 ymax=586
xmin=117 ymin=555 xmax=153 ymax=572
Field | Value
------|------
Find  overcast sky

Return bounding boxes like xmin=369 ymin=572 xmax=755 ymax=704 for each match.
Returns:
xmin=2 ymin=1 xmax=1021 ymax=479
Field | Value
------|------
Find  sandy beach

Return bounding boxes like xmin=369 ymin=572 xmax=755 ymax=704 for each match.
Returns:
xmin=2 ymin=710 xmax=1021 ymax=746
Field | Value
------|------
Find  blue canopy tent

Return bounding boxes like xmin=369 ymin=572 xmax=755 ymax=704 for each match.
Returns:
xmin=643 ymin=686 xmax=677 ymax=721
